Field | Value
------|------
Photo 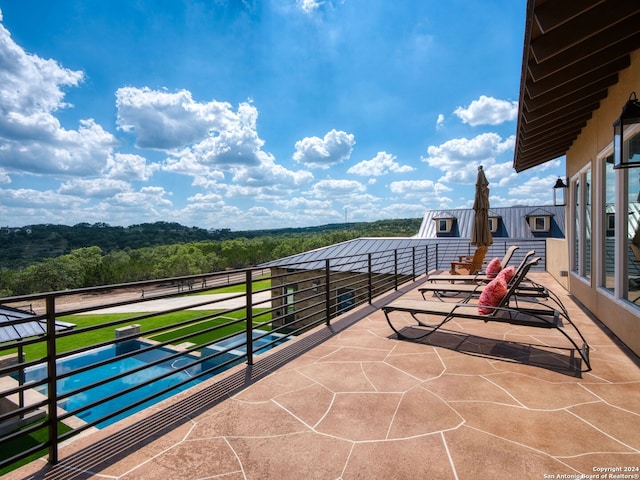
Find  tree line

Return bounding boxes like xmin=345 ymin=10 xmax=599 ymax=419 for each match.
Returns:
xmin=0 ymin=219 xmax=421 ymax=296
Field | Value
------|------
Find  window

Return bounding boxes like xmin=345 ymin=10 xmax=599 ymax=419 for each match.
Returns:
xmin=434 ymin=217 xmax=455 ymax=234
xmin=602 ymin=155 xmax=615 ymax=292
xmin=336 ymin=288 xmax=355 ymax=314
xmin=528 ymin=215 xmax=550 ymax=232
xmin=488 ymin=217 xmax=499 ymax=233
xmin=283 ymin=285 xmax=297 ymax=323
xmin=607 ymin=213 xmax=615 ymax=234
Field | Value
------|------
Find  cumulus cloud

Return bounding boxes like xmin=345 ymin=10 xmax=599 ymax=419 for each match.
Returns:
xmin=422 ymin=133 xmax=514 ymax=183
xmin=308 ymin=178 xmax=365 ymax=198
xmin=116 ymin=88 xmax=315 ymax=193
xmin=58 ymin=178 xmax=132 ymax=198
xmin=293 ymin=129 xmax=355 ymax=169
xmin=505 ymin=174 xmax=558 ymax=205
xmin=0 ymin=21 xmax=116 ymax=176
xmin=0 ymin=187 xmax=87 ymax=208
xmin=116 ymin=87 xmax=236 ymax=150
xmin=347 ymin=151 xmax=414 ymax=176
xmin=454 ymin=95 xmax=518 ymax=126
xmin=390 ymin=179 xmax=452 ymax=198
xmin=104 ymin=153 xmax=158 ymax=181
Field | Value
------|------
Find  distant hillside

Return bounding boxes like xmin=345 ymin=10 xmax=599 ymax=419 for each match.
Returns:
xmin=0 ymin=219 xmax=422 ymax=269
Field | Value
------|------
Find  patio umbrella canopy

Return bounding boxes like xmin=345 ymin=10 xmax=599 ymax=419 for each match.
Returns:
xmin=470 ymin=165 xmax=493 ymax=246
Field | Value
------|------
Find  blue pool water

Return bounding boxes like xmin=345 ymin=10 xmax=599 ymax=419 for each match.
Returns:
xmin=21 ymin=331 xmax=287 ymax=428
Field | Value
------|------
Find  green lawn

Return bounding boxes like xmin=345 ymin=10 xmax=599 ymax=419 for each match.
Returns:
xmin=19 ymin=308 xmax=270 ymax=361
xmin=0 ymin=419 xmax=72 ymax=476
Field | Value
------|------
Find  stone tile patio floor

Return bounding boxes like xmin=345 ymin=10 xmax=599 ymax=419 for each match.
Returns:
xmin=7 ymin=273 xmax=640 ymax=479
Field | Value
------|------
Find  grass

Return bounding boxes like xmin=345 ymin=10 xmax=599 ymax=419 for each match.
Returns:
xmin=11 ymin=278 xmax=274 ymax=360
xmin=0 ymin=279 xmax=277 ymax=475
xmin=0 ymin=419 xmax=72 ymax=476
xmin=196 ymin=278 xmax=271 ymax=295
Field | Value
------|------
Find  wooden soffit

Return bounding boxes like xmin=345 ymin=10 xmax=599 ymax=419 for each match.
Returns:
xmin=513 ymin=0 xmax=640 ymax=172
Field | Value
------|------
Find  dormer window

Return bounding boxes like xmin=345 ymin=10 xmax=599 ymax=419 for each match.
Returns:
xmin=434 ymin=217 xmax=455 ymax=234
xmin=528 ymin=215 xmax=551 ymax=233
xmin=488 ymin=216 xmax=500 ymax=233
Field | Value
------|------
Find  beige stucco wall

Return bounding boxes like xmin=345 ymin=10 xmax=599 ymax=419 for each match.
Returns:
xmin=545 ymin=238 xmax=568 ymax=290
xmin=565 ymin=49 xmax=640 ymax=356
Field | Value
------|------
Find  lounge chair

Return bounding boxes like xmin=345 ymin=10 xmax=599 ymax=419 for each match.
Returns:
xmin=429 ymin=245 xmax=519 ymax=283
xmin=383 ymin=257 xmax=591 ymax=371
xmin=449 ymin=245 xmax=488 ymax=275
xmin=418 ymin=250 xmax=568 ymax=316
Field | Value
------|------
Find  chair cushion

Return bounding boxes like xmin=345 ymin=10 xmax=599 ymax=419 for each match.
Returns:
xmin=496 ymin=266 xmax=516 ymax=284
xmin=485 ymin=257 xmax=502 ymax=278
xmin=478 ymin=277 xmax=508 ymax=315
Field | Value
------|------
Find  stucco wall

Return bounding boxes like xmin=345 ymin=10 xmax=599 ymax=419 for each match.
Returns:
xmin=565 ymin=49 xmax=640 ymax=356
xmin=545 ymin=238 xmax=568 ymax=290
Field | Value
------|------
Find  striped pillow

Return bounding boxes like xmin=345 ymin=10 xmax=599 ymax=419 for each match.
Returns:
xmin=485 ymin=257 xmax=502 ymax=278
xmin=478 ymin=277 xmax=508 ymax=315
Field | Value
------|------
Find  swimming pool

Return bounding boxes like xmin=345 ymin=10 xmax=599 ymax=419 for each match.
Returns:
xmin=21 ymin=330 xmax=288 ymax=428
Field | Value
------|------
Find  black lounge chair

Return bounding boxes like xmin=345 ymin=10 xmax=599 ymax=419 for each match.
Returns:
xmin=383 ymin=257 xmax=591 ymax=371
xmin=417 ymin=250 xmax=568 ymax=315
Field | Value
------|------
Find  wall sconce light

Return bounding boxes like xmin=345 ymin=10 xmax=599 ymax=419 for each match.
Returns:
xmin=613 ymin=92 xmax=640 ymax=169
xmin=312 ymin=281 xmax=320 ymax=293
xmin=553 ymin=177 xmax=567 ymax=206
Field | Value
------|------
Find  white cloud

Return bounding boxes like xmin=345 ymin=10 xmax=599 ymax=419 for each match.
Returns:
xmin=436 ymin=113 xmax=445 ymax=130
xmin=389 ymin=179 xmax=452 ymax=198
xmin=116 ymin=87 xmax=235 ymax=150
xmin=120 ymin=89 xmax=316 ymax=195
xmin=58 ymin=178 xmax=132 ymax=198
xmin=347 ymin=151 xmax=414 ymax=176
xmin=505 ymin=174 xmax=558 ymax=205
xmin=104 ymin=153 xmax=158 ymax=181
xmin=308 ymin=179 xmax=366 ymax=198
xmin=111 ymin=186 xmax=173 ymax=208
xmin=0 ymin=22 xmax=117 ymax=176
xmin=293 ymin=129 xmax=355 ymax=169
xmin=422 ymin=133 xmax=514 ymax=183
xmin=297 ymin=0 xmax=323 ymax=14
xmin=0 ymin=187 xmax=87 ymax=208
xmin=454 ymin=95 xmax=518 ymax=126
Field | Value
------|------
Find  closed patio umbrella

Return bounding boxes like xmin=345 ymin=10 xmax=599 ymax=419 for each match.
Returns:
xmin=470 ymin=165 xmax=493 ymax=247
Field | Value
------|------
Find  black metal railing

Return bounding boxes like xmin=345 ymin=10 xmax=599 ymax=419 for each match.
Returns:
xmin=0 ymin=239 xmax=547 ymax=471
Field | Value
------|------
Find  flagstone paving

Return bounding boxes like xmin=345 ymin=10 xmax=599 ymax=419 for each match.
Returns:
xmin=6 ymin=273 xmax=640 ymax=479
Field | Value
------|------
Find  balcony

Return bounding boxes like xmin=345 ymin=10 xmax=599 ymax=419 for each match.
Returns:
xmin=2 ymin=242 xmax=639 ymax=478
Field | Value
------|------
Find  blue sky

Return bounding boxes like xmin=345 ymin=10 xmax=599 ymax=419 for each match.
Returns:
xmin=0 ymin=0 xmax=564 ymax=231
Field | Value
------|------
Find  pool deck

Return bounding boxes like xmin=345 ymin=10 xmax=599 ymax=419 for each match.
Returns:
xmin=7 ymin=272 xmax=640 ymax=479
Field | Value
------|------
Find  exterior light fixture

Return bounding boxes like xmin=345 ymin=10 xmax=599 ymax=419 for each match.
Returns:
xmin=553 ymin=177 xmax=567 ymax=206
xmin=613 ymin=92 xmax=640 ymax=169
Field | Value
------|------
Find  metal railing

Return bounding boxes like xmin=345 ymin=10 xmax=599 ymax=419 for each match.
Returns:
xmin=0 ymin=239 xmax=547 ymax=471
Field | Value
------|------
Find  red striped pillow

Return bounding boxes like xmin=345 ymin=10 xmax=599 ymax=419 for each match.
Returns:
xmin=478 ymin=277 xmax=508 ymax=315
xmin=485 ymin=257 xmax=502 ymax=278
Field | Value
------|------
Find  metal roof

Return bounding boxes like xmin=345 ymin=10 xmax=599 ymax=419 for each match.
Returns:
xmin=513 ymin=0 xmax=640 ymax=172
xmin=0 ymin=305 xmax=75 ymax=343
xmin=415 ymin=205 xmax=566 ymax=239
xmin=260 ymin=237 xmax=433 ymax=275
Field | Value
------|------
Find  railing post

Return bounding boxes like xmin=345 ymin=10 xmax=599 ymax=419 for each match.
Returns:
xmin=425 ymin=245 xmax=429 ymax=275
xmin=45 ymin=295 xmax=59 ymax=464
xmin=394 ymin=249 xmax=398 ymax=291
xmin=325 ymin=259 xmax=331 ymax=325
xmin=368 ymin=253 xmax=373 ymax=304
xmin=245 ymin=270 xmax=253 ymax=366
xmin=435 ymin=243 xmax=439 ymax=271
xmin=412 ymin=247 xmax=416 ymax=280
